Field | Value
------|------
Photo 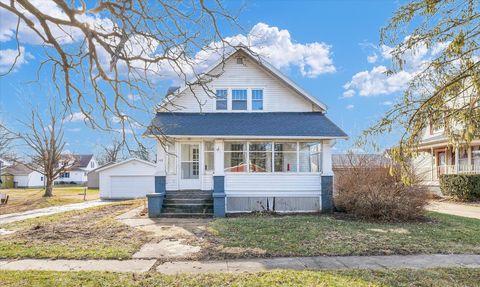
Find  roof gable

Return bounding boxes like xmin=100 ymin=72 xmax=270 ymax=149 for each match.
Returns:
xmin=157 ymin=47 xmax=327 ymax=112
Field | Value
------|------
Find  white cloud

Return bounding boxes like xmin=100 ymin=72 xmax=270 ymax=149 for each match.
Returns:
xmin=367 ymin=53 xmax=378 ymax=64
xmin=221 ymin=23 xmax=336 ymax=78
xmin=346 ymin=104 xmax=354 ymax=110
xmin=127 ymin=94 xmax=141 ymax=101
xmin=66 ymin=128 xmax=81 ymax=132
xmin=65 ymin=112 xmax=86 ymax=123
xmin=344 ymin=38 xmax=448 ymax=97
xmin=0 ymin=46 xmax=33 ymax=73
xmin=0 ymin=0 xmax=113 ymax=45
xmin=382 ymin=101 xmax=393 ymax=106
xmin=342 ymin=89 xmax=355 ymax=98
xmin=344 ymin=65 xmax=413 ymax=97
xmin=1 ymin=4 xmax=335 ymax=79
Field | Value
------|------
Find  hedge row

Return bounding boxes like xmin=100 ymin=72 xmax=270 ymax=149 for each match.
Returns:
xmin=439 ymin=174 xmax=480 ymax=201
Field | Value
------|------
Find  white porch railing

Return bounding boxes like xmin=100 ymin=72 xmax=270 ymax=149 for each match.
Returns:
xmin=437 ymin=164 xmax=480 ymax=175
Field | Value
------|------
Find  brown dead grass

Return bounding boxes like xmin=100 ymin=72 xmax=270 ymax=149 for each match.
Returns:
xmin=0 ymin=187 xmax=99 ymax=215
xmin=0 ymin=202 xmax=150 ymax=259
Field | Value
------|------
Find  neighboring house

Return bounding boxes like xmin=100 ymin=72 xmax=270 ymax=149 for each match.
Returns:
xmin=54 ymin=154 xmax=98 ymax=185
xmin=412 ymin=124 xmax=480 ymax=187
xmin=98 ymin=158 xmax=156 ymax=199
xmin=1 ymin=163 xmax=44 ymax=188
xmin=143 ymin=47 xmax=347 ymax=216
xmin=332 ymin=154 xmax=392 ymax=171
xmin=87 ymin=162 xmax=115 ymax=189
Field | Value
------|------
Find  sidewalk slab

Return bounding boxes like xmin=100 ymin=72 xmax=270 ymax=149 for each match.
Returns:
xmin=1 ymin=255 xmax=479 ymax=274
xmin=0 ymin=259 xmax=156 ymax=273
xmin=0 ymin=200 xmax=110 ymax=224
xmin=157 ymin=260 xmax=228 ymax=274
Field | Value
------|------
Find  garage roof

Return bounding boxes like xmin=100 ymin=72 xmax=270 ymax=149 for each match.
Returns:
xmin=95 ymin=158 xmax=156 ymax=173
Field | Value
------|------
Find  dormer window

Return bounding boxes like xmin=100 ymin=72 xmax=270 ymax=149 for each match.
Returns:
xmin=232 ymin=89 xmax=247 ymax=110
xmin=252 ymin=89 xmax=263 ymax=110
xmin=216 ymin=89 xmax=228 ymax=110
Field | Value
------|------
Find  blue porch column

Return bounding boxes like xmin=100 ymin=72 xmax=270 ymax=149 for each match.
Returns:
xmin=321 ymin=176 xmax=333 ymax=213
xmin=321 ymin=140 xmax=334 ymax=213
xmin=155 ymin=176 xmax=166 ymax=193
xmin=213 ymin=176 xmax=226 ymax=217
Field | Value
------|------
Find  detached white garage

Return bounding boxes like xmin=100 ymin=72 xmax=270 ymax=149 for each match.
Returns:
xmin=98 ymin=158 xmax=156 ymax=199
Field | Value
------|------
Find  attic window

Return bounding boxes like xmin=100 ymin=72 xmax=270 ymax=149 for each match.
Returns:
xmin=236 ymin=57 xmax=244 ymax=65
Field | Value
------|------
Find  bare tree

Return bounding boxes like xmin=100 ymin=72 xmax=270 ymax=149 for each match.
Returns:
xmin=97 ymin=139 xmax=125 ymax=165
xmin=362 ymin=0 xmax=479 ymax=176
xmin=11 ymin=107 xmax=76 ymax=197
xmin=0 ymin=125 xmax=15 ymax=160
xmin=0 ymin=1 xmax=244 ymax=140
xmin=130 ymin=143 xmax=151 ymax=162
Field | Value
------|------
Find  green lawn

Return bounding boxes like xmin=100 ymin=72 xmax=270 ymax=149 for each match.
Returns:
xmin=208 ymin=212 xmax=480 ymax=257
xmin=0 ymin=187 xmax=99 ymax=215
xmin=0 ymin=201 xmax=149 ymax=259
xmin=0 ymin=268 xmax=479 ymax=287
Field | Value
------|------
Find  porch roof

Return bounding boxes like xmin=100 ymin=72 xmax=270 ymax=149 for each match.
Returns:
xmin=145 ymin=112 xmax=348 ymax=138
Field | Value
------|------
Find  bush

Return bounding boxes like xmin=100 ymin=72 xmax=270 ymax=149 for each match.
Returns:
xmin=334 ymin=154 xmax=428 ymax=222
xmin=440 ymin=174 xmax=480 ymax=201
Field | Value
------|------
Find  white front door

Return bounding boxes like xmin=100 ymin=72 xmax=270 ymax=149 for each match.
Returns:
xmin=179 ymin=143 xmax=201 ymax=190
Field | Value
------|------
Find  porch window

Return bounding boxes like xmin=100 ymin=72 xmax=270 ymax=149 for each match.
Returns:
xmin=274 ymin=142 xmax=297 ymax=172
xmin=249 ymin=142 xmax=272 ymax=172
xmin=299 ymin=142 xmax=322 ymax=172
xmin=224 ymin=142 xmax=247 ymax=172
xmin=223 ymin=141 xmax=323 ymax=173
xmin=215 ymin=89 xmax=228 ymax=110
xmin=252 ymin=89 xmax=263 ymax=110
xmin=473 ymin=146 xmax=480 ymax=170
xmin=459 ymin=148 xmax=469 ymax=172
xmin=204 ymin=141 xmax=214 ymax=172
xmin=232 ymin=89 xmax=247 ymax=110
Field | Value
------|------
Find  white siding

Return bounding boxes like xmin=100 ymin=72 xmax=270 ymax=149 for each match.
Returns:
xmin=14 ymin=171 xmax=44 ymax=187
xmin=166 ymin=174 xmax=178 ymax=191
xmin=161 ymin=56 xmax=317 ymax=113
xmin=225 ymin=173 xmax=321 ymax=196
xmin=99 ymin=160 xmax=156 ymax=199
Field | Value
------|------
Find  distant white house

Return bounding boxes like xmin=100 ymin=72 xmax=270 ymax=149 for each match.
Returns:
xmin=54 ymin=154 xmax=98 ymax=185
xmin=1 ymin=163 xmax=44 ymax=188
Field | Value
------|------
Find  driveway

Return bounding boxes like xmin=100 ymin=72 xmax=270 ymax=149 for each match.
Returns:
xmin=426 ymin=201 xmax=480 ymax=219
xmin=0 ymin=200 xmax=110 ymax=224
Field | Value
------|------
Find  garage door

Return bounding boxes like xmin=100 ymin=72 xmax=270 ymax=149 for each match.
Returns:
xmin=110 ymin=176 xmax=154 ymax=198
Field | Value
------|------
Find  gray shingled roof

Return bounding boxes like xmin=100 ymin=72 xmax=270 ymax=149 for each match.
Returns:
xmin=3 ymin=163 xmax=34 ymax=176
xmin=145 ymin=112 xmax=347 ymax=138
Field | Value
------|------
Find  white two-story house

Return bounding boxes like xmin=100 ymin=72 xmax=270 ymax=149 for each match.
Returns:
xmin=144 ymin=47 xmax=347 ymax=217
xmin=55 ymin=154 xmax=98 ymax=185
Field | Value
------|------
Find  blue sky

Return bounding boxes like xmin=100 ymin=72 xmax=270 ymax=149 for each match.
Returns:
xmin=0 ymin=0 xmax=407 ymax=155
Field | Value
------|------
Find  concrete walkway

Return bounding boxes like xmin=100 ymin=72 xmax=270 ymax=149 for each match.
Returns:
xmin=0 ymin=254 xmax=479 ymax=274
xmin=0 ymin=200 xmax=110 ymax=224
xmin=427 ymin=201 xmax=480 ymax=219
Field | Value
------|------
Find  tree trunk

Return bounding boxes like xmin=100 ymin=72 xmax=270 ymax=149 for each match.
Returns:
xmin=43 ymin=178 xmax=53 ymax=197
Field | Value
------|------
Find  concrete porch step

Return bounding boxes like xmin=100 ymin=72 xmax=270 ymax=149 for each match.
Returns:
xmin=163 ymin=198 xmax=213 ymax=205
xmin=161 ymin=212 xmax=213 ymax=218
xmin=162 ymin=205 xmax=213 ymax=214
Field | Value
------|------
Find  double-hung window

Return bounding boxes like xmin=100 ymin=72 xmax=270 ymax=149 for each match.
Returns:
xmin=252 ymin=89 xmax=263 ymax=110
xmin=232 ymin=89 xmax=247 ymax=110
xmin=216 ymin=89 xmax=227 ymax=110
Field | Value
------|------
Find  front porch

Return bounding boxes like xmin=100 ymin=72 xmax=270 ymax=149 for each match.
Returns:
xmin=149 ymin=139 xmax=335 ymax=217
xmin=417 ymin=143 xmax=480 ymax=185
